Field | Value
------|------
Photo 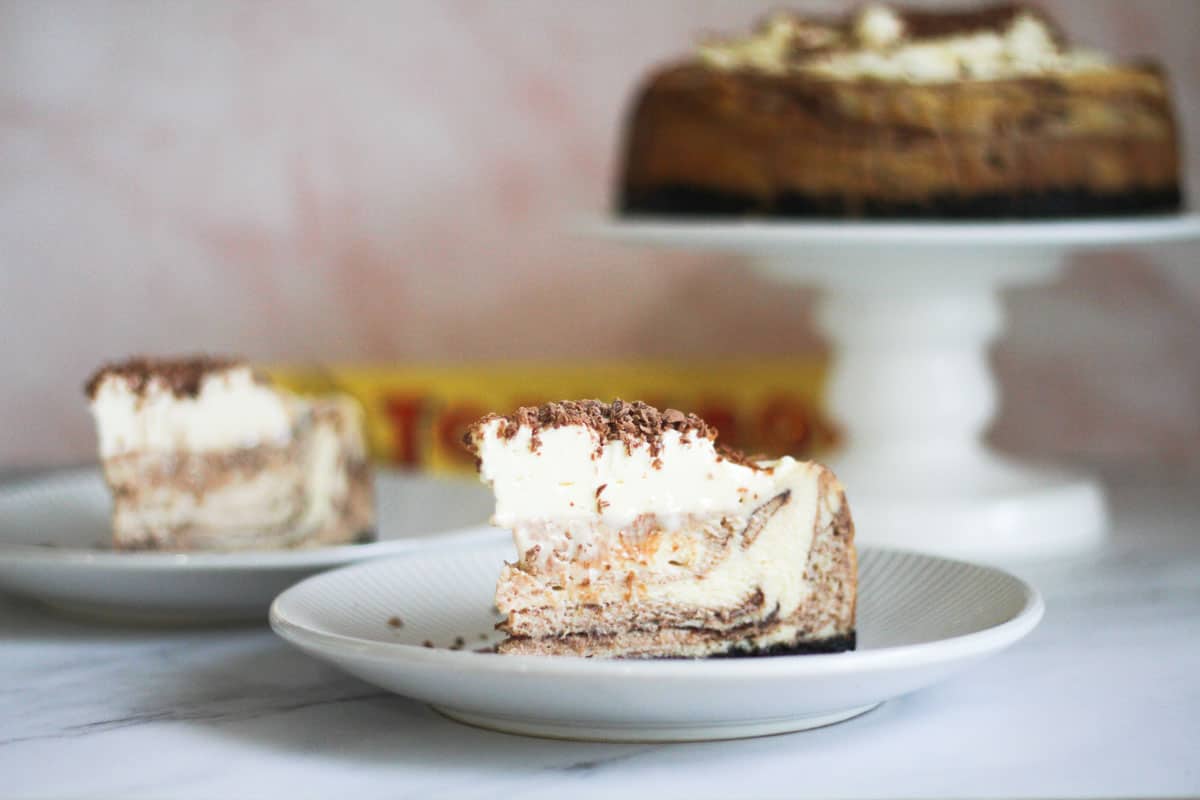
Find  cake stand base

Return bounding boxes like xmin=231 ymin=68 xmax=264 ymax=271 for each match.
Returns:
xmin=831 ymin=453 xmax=1106 ymax=562
xmin=589 ymin=215 xmax=1200 ymax=561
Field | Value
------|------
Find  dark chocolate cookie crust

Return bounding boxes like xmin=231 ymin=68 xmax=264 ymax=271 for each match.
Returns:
xmin=500 ymin=630 xmax=857 ymax=658
xmin=621 ymin=183 xmax=1184 ymax=219
xmin=709 ymin=630 xmax=856 ymax=657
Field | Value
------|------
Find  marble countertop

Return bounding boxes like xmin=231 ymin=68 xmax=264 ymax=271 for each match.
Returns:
xmin=2 ymin=468 xmax=1198 ymax=799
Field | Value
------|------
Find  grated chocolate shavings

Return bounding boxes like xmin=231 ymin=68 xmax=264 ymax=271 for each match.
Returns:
xmin=595 ymin=483 xmax=610 ymax=514
xmin=461 ymin=399 xmax=719 ymax=460
xmin=462 ymin=399 xmax=773 ymax=472
xmin=716 ymin=444 xmax=772 ymax=472
xmin=84 ymin=355 xmax=250 ymax=399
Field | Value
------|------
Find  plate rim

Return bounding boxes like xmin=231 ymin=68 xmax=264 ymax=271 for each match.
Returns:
xmin=580 ymin=212 xmax=1200 ymax=248
xmin=0 ymin=467 xmax=504 ymax=572
xmin=268 ymin=544 xmax=1045 ymax=680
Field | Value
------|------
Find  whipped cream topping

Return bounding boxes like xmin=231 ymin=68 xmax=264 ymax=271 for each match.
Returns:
xmin=472 ymin=418 xmax=782 ymax=528
xmin=855 ymin=3 xmax=905 ymax=50
xmin=698 ymin=13 xmax=838 ymax=75
xmin=90 ymin=365 xmax=296 ymax=456
xmin=698 ymin=4 xmax=1111 ymax=83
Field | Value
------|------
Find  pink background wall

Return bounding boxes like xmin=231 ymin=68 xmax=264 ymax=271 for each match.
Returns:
xmin=2 ymin=0 xmax=1198 ymax=469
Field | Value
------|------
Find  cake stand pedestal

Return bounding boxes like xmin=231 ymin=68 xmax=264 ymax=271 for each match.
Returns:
xmin=591 ymin=215 xmax=1200 ymax=562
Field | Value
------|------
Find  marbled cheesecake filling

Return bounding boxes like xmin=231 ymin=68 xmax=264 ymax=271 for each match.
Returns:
xmin=465 ymin=400 xmax=856 ymax=659
xmin=87 ymin=358 xmax=374 ymax=551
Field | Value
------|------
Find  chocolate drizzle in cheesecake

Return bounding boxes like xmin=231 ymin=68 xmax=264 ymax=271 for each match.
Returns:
xmin=85 ymin=356 xmax=249 ymax=399
xmin=495 ymin=481 xmax=857 ymax=658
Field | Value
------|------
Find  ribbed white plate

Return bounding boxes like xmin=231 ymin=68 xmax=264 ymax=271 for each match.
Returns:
xmin=270 ymin=540 xmax=1044 ymax=742
xmin=0 ymin=468 xmax=494 ymax=623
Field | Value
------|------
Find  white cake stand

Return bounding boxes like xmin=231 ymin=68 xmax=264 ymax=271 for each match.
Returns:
xmin=590 ymin=215 xmax=1200 ymax=562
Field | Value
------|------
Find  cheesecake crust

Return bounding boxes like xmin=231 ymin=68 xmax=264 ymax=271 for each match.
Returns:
xmin=498 ymin=629 xmax=856 ymax=658
xmin=623 ymin=184 xmax=1184 ymax=220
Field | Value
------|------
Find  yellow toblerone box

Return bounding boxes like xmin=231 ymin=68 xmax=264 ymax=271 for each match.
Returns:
xmin=270 ymin=360 xmax=837 ymax=475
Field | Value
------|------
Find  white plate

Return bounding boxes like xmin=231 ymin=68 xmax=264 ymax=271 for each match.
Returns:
xmin=0 ymin=468 xmax=495 ymax=623
xmin=270 ymin=539 xmax=1044 ymax=742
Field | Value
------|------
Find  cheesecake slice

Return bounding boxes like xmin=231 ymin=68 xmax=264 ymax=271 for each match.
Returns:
xmin=86 ymin=356 xmax=374 ymax=551
xmin=464 ymin=400 xmax=856 ymax=658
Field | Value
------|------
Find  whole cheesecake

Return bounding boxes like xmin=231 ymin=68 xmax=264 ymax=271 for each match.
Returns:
xmin=618 ymin=4 xmax=1183 ymax=219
